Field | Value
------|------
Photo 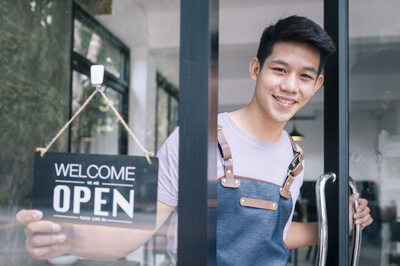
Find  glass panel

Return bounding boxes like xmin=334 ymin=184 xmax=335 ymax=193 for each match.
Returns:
xmin=349 ymin=1 xmax=400 ymax=265
xmin=219 ymin=1 xmax=323 ymax=265
xmin=0 ymin=1 xmax=72 ymax=265
xmin=74 ymin=18 xmax=121 ymax=78
xmin=169 ymin=97 xmax=179 ymax=134
xmin=1 ymin=0 xmax=180 ymax=265
xmin=155 ymin=77 xmax=179 ymax=152
xmin=156 ymin=87 xmax=169 ymax=151
xmin=70 ymin=71 xmax=120 ymax=155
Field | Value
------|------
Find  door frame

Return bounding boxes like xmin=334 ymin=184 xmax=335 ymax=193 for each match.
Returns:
xmin=324 ymin=0 xmax=350 ymax=265
xmin=178 ymin=0 xmax=219 ymax=265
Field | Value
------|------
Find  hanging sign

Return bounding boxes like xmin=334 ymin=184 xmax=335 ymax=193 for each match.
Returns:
xmin=32 ymin=152 xmax=158 ymax=230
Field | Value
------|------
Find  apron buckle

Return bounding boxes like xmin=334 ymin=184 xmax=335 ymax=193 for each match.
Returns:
xmin=279 ymin=171 xmax=293 ymax=199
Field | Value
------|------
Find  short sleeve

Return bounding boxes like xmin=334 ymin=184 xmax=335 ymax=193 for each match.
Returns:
xmin=156 ymin=128 xmax=180 ymax=206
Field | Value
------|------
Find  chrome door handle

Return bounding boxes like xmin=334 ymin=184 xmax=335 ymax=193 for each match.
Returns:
xmin=316 ymin=174 xmax=362 ymax=266
xmin=316 ymin=172 xmax=336 ymax=266
xmin=349 ymin=176 xmax=362 ymax=266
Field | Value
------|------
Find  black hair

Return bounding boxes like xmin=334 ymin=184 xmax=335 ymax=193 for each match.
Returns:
xmin=256 ymin=15 xmax=336 ymax=76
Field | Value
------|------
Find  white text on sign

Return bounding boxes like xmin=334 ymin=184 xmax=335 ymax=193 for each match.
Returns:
xmin=53 ymin=185 xmax=135 ymax=218
xmin=54 ymin=163 xmax=136 ymax=181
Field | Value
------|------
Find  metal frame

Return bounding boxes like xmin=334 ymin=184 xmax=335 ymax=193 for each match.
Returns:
xmin=324 ymin=0 xmax=349 ymax=265
xmin=178 ymin=0 xmax=219 ymax=265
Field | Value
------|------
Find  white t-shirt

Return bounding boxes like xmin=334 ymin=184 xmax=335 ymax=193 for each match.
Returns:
xmin=156 ymin=112 xmax=305 ymax=263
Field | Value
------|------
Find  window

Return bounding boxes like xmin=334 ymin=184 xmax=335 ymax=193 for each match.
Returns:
xmin=71 ymin=2 xmax=129 ymax=155
xmin=155 ymin=72 xmax=179 ymax=151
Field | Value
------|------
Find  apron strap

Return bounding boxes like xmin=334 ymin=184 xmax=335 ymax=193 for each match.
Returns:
xmin=279 ymin=133 xmax=305 ymax=199
xmin=217 ymin=125 xmax=240 ymax=188
xmin=217 ymin=125 xmax=305 ymax=194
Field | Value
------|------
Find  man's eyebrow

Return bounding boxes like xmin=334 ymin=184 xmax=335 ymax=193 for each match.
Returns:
xmin=271 ymin=59 xmax=318 ymax=74
xmin=270 ymin=59 xmax=288 ymax=66
xmin=304 ymin=66 xmax=318 ymax=74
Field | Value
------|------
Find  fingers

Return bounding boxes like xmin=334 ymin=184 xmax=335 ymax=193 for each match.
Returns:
xmin=357 ymin=197 xmax=368 ymax=209
xmin=349 ymin=193 xmax=359 ymax=204
xmin=17 ymin=209 xmax=73 ymax=260
xmin=26 ymin=231 xmax=66 ymax=247
xmin=348 ymin=193 xmax=359 ymax=216
xmin=354 ymin=206 xmax=373 ymax=228
xmin=16 ymin=209 xmax=43 ymax=225
xmin=26 ymin=220 xmax=62 ymax=234
xmin=354 ymin=198 xmax=369 ymax=218
xmin=352 ymin=197 xmax=373 ymax=229
xmin=26 ymin=241 xmax=71 ymax=260
xmin=354 ymin=212 xmax=373 ymax=229
xmin=354 ymin=212 xmax=372 ymax=226
xmin=361 ymin=216 xmax=373 ymax=229
xmin=24 ymin=221 xmax=70 ymax=260
xmin=25 ymin=221 xmax=65 ymax=249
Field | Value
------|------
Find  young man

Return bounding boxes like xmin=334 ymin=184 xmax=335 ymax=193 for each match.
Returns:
xmin=17 ymin=16 xmax=373 ymax=265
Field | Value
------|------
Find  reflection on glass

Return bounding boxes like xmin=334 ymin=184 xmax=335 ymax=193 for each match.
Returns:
xmin=155 ymin=73 xmax=179 ymax=152
xmin=0 ymin=1 xmax=72 ymax=265
xmin=1 ymin=0 xmax=181 ymax=264
xmin=71 ymin=71 xmax=120 ymax=155
xmin=74 ymin=19 xmax=121 ymax=78
xmin=349 ymin=1 xmax=400 ymax=265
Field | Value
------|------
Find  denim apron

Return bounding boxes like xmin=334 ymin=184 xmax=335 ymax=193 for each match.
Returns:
xmin=217 ymin=125 xmax=304 ymax=266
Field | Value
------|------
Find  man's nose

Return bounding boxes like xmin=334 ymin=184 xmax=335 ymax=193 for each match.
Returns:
xmin=280 ymin=74 xmax=299 ymax=93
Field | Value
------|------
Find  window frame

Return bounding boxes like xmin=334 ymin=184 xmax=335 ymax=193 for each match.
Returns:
xmin=69 ymin=1 xmax=130 ymax=154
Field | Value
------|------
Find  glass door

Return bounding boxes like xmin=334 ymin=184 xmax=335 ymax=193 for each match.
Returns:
xmin=322 ymin=1 xmax=400 ymax=265
xmin=349 ymin=0 xmax=400 ymax=265
xmin=0 ymin=0 xmax=182 ymax=265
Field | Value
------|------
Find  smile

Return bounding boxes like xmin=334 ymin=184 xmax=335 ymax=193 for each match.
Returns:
xmin=273 ymin=95 xmax=295 ymax=105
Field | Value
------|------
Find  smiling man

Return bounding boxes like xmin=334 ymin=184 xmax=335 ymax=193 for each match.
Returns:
xmin=17 ymin=15 xmax=373 ymax=266
xmin=231 ymin=41 xmax=323 ymax=142
xmin=211 ymin=19 xmax=331 ymax=264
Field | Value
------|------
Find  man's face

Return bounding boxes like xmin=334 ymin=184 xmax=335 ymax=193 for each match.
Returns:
xmin=249 ymin=41 xmax=324 ymax=126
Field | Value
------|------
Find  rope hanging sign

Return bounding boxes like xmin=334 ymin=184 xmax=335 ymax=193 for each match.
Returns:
xmin=36 ymin=65 xmax=154 ymax=164
xmin=32 ymin=65 xmax=158 ymax=229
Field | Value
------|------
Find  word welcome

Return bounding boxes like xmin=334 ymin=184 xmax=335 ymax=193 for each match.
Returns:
xmin=55 ymin=163 xmax=135 ymax=181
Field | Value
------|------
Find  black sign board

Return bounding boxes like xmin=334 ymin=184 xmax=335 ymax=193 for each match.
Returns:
xmin=33 ymin=152 xmax=158 ymax=230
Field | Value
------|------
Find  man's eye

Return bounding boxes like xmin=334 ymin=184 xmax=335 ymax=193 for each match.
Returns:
xmin=273 ymin=68 xmax=285 ymax=73
xmin=301 ymin=74 xmax=313 ymax=80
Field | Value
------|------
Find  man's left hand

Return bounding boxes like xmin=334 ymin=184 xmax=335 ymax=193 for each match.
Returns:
xmin=349 ymin=193 xmax=373 ymax=234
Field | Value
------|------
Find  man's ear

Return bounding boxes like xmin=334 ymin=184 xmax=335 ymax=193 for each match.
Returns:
xmin=313 ymin=74 xmax=324 ymax=95
xmin=249 ymin=57 xmax=260 ymax=81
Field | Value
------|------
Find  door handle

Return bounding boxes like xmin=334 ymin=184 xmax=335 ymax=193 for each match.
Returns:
xmin=316 ymin=172 xmax=336 ymax=266
xmin=315 ymin=174 xmax=362 ymax=266
xmin=349 ymin=176 xmax=362 ymax=266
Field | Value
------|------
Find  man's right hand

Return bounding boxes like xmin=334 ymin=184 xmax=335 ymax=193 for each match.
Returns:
xmin=16 ymin=201 xmax=175 ymax=261
xmin=16 ymin=210 xmax=72 ymax=260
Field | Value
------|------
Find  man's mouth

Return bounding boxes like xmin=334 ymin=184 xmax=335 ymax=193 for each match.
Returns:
xmin=273 ymin=95 xmax=296 ymax=105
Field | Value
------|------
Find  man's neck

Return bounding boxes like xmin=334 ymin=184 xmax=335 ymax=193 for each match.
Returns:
xmin=228 ymin=105 xmax=286 ymax=143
